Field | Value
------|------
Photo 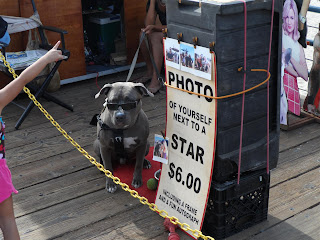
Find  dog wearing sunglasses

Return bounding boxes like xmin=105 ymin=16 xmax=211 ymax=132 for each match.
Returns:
xmin=93 ymin=82 xmax=154 ymax=193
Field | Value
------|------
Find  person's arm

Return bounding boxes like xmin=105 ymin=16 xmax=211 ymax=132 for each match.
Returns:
xmin=143 ymin=0 xmax=166 ymax=34
xmin=0 ymin=41 xmax=64 ymax=114
xmin=298 ymin=0 xmax=311 ymax=31
xmin=145 ymin=0 xmax=157 ymax=27
xmin=143 ymin=24 xmax=167 ymax=34
xmin=287 ymin=45 xmax=309 ymax=81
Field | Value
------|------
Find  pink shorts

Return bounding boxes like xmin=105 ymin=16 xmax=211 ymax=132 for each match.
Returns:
xmin=0 ymin=159 xmax=18 ymax=203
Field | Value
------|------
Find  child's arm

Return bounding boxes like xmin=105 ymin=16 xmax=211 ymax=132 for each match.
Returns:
xmin=0 ymin=41 xmax=64 ymax=114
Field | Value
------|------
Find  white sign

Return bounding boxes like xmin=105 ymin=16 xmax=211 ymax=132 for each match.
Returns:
xmin=156 ymin=40 xmax=217 ymax=237
xmin=164 ymin=38 xmax=213 ymax=80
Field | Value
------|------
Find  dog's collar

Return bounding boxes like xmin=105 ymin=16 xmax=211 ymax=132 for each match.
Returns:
xmin=97 ymin=115 xmax=111 ymax=130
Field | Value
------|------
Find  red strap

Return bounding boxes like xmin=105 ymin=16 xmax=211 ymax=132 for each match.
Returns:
xmin=237 ymin=0 xmax=275 ymax=184
xmin=237 ymin=0 xmax=247 ymax=185
xmin=266 ymin=0 xmax=275 ymax=174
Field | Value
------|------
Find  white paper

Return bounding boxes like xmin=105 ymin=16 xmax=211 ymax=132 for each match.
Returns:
xmin=4 ymin=49 xmax=47 ymax=70
xmin=164 ymin=38 xmax=180 ymax=70
xmin=194 ymin=45 xmax=212 ymax=80
xmin=180 ymin=42 xmax=195 ymax=75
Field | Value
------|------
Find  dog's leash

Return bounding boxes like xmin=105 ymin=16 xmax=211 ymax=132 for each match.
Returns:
xmin=126 ymin=31 xmax=164 ymax=86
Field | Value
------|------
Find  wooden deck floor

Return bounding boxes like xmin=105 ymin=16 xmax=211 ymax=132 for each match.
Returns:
xmin=2 ymin=2 xmax=320 ymax=239
xmin=2 ymin=65 xmax=319 ymax=240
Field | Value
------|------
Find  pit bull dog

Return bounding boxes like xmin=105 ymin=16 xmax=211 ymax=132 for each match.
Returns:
xmin=93 ymin=82 xmax=154 ymax=193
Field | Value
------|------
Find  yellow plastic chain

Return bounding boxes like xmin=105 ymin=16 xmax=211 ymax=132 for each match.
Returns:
xmin=0 ymin=51 xmax=215 ymax=240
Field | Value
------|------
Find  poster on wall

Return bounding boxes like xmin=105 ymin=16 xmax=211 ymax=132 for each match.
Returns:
xmin=155 ymin=39 xmax=217 ymax=238
xmin=280 ymin=0 xmax=309 ymax=125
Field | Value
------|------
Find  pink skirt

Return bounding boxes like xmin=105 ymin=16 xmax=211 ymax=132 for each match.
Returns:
xmin=0 ymin=159 xmax=18 ymax=203
xmin=283 ymin=70 xmax=301 ymax=116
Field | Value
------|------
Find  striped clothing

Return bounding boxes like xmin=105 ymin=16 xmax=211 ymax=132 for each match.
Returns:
xmin=283 ymin=70 xmax=301 ymax=116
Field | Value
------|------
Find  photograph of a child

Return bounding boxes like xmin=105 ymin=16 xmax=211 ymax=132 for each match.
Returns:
xmin=153 ymin=134 xmax=169 ymax=164
xmin=164 ymin=38 xmax=180 ymax=70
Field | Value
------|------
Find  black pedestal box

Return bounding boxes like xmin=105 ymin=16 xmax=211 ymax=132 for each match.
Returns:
xmin=166 ymin=0 xmax=282 ymax=182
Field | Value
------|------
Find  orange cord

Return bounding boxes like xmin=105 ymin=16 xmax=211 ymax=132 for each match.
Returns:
xmin=164 ymin=69 xmax=270 ymax=100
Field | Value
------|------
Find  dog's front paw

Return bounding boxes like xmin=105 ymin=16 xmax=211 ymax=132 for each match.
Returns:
xmin=132 ymin=177 xmax=143 ymax=189
xmin=143 ymin=159 xmax=152 ymax=169
xmin=106 ymin=179 xmax=117 ymax=193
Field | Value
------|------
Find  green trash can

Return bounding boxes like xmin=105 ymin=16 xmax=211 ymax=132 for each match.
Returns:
xmin=87 ymin=13 xmax=121 ymax=56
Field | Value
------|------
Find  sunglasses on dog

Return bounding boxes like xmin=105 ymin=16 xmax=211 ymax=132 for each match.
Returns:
xmin=106 ymin=99 xmax=140 ymax=111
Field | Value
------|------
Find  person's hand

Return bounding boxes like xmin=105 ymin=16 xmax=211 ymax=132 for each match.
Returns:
xmin=44 ymin=41 xmax=65 ymax=64
xmin=142 ymin=25 xmax=156 ymax=35
xmin=284 ymin=48 xmax=292 ymax=66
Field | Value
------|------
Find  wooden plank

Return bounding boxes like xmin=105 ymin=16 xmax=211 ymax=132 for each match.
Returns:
xmin=13 ymin=166 xmax=103 ymax=217
xmin=273 ymin=136 xmax=320 ymax=186
xmin=16 ymin=190 xmax=141 ymax=239
xmin=249 ymin=204 xmax=320 ymax=239
xmin=280 ymin=114 xmax=315 ymax=131
xmin=268 ymin=168 xmax=320 ymax=221
xmin=53 ymin=205 xmax=166 ymax=240
xmin=227 ymin=167 xmax=320 ymax=240
xmin=123 ymin=0 xmax=148 ymax=63
xmin=5 ymin=109 xmax=97 ymax=148
xmin=11 ymin=147 xmax=94 ymax=190
xmin=0 ymin=0 xmax=19 ymax=16
xmin=2 ymin=86 xmax=103 ymax=127
xmin=6 ymin=128 xmax=96 ymax=168
xmin=0 ymin=0 xmax=24 ymax=52
xmin=279 ymin=122 xmax=320 ymax=152
xmin=19 ymin=0 xmax=86 ymax=80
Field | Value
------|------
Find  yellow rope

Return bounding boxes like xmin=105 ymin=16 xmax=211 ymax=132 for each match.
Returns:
xmin=0 ymin=51 xmax=215 ymax=240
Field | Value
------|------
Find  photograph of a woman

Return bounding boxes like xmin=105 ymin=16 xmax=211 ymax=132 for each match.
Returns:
xmin=280 ymin=0 xmax=309 ymax=125
xmin=153 ymin=134 xmax=169 ymax=164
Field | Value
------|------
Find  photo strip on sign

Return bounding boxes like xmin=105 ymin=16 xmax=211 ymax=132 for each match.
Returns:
xmin=155 ymin=37 xmax=217 ymax=238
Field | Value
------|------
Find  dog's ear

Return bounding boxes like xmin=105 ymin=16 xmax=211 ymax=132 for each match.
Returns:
xmin=134 ymin=83 xmax=154 ymax=97
xmin=95 ymin=84 xmax=113 ymax=99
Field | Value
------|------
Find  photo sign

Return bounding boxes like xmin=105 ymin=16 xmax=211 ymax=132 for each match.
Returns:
xmin=155 ymin=38 xmax=217 ymax=237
